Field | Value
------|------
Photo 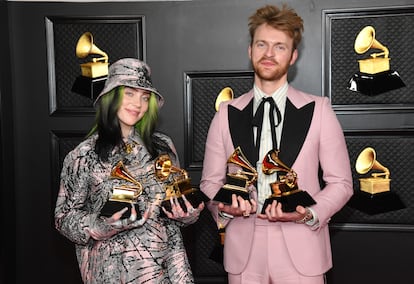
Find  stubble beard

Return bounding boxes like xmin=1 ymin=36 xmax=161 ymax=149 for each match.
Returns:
xmin=252 ymin=57 xmax=290 ymax=82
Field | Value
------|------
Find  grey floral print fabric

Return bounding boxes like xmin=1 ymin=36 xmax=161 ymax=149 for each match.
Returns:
xmin=55 ymin=131 xmax=195 ymax=283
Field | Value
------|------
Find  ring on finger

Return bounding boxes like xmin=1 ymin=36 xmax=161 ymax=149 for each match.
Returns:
xmin=243 ymin=211 xmax=250 ymax=217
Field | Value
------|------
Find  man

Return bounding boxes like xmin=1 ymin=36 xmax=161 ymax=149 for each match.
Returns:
xmin=200 ymin=4 xmax=353 ymax=284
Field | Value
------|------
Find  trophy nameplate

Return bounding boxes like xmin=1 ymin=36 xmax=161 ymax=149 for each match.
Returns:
xmin=261 ymin=149 xmax=316 ymax=213
xmin=212 ymin=146 xmax=257 ymax=205
xmin=155 ymin=154 xmax=207 ymax=216
xmin=100 ymin=161 xmax=142 ymax=219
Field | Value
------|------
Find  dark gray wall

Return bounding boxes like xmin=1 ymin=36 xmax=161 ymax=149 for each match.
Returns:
xmin=1 ymin=0 xmax=16 ymax=283
xmin=2 ymin=0 xmax=414 ymax=283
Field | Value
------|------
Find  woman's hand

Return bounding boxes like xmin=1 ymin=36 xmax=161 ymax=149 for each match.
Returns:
xmin=162 ymin=195 xmax=204 ymax=223
xmin=108 ymin=203 xmax=150 ymax=229
xmin=86 ymin=204 xmax=149 ymax=241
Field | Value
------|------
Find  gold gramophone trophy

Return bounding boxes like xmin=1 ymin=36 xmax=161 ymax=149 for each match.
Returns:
xmin=155 ymin=154 xmax=205 ymax=214
xmin=348 ymin=147 xmax=405 ymax=214
xmin=212 ymin=146 xmax=258 ymax=205
xmin=71 ymin=32 xmax=108 ymax=100
xmin=348 ymin=25 xmax=405 ymax=96
xmin=100 ymin=161 xmax=143 ymax=218
xmin=261 ymin=149 xmax=316 ymax=213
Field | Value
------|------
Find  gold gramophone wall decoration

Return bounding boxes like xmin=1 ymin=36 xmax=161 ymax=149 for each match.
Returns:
xmin=354 ymin=26 xmax=390 ymax=74
xmin=76 ymin=32 xmax=109 ymax=78
xmin=348 ymin=25 xmax=405 ymax=96
xmin=355 ymin=147 xmax=391 ymax=194
xmin=261 ymin=149 xmax=316 ymax=213
xmin=155 ymin=154 xmax=205 ymax=214
xmin=71 ymin=32 xmax=108 ymax=100
xmin=347 ymin=146 xmax=405 ymax=215
xmin=215 ymin=87 xmax=234 ymax=111
xmin=212 ymin=146 xmax=258 ymax=205
xmin=100 ymin=161 xmax=143 ymax=218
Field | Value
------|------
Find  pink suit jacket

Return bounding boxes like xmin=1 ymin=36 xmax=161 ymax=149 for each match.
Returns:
xmin=200 ymin=86 xmax=353 ymax=276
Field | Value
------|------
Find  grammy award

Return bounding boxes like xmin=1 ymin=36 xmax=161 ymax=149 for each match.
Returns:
xmin=212 ymin=147 xmax=258 ymax=205
xmin=100 ymin=161 xmax=143 ymax=219
xmin=155 ymin=154 xmax=206 ymax=215
xmin=71 ymin=32 xmax=108 ymax=100
xmin=348 ymin=25 xmax=405 ymax=96
xmin=348 ymin=147 xmax=405 ymax=214
xmin=215 ymin=87 xmax=234 ymax=111
xmin=355 ymin=147 xmax=391 ymax=194
xmin=261 ymin=149 xmax=316 ymax=213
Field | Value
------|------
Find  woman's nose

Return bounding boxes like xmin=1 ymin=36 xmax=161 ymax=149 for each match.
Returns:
xmin=131 ymin=96 xmax=142 ymax=107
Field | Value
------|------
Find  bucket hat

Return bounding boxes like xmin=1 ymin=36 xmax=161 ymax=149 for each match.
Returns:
xmin=94 ymin=58 xmax=164 ymax=107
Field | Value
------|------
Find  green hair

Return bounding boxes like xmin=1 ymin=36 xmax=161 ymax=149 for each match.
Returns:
xmin=135 ymin=93 xmax=159 ymax=155
xmin=88 ymin=86 xmax=163 ymax=161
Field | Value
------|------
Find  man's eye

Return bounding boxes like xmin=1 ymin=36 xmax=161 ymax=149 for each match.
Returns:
xmin=275 ymin=45 xmax=287 ymax=51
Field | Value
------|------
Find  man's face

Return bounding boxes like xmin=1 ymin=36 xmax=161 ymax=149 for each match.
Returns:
xmin=249 ymin=24 xmax=297 ymax=82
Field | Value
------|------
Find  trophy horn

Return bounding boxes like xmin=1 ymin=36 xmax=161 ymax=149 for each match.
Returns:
xmin=355 ymin=147 xmax=390 ymax=179
xmin=215 ymin=87 xmax=234 ymax=111
xmin=110 ymin=161 xmax=143 ymax=193
xmin=262 ymin=149 xmax=291 ymax=175
xmin=155 ymin=154 xmax=188 ymax=181
xmin=228 ymin=147 xmax=258 ymax=184
xmin=354 ymin=26 xmax=389 ymax=58
xmin=76 ymin=32 xmax=109 ymax=63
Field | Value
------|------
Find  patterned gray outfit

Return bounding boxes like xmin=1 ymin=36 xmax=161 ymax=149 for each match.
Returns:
xmin=55 ymin=131 xmax=195 ymax=283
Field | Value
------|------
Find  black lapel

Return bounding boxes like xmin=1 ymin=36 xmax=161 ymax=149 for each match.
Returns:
xmin=228 ymin=100 xmax=257 ymax=165
xmin=279 ymin=99 xmax=315 ymax=168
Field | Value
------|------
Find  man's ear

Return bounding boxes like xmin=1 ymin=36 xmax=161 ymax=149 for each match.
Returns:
xmin=248 ymin=45 xmax=252 ymax=60
xmin=290 ymin=49 xmax=298 ymax=66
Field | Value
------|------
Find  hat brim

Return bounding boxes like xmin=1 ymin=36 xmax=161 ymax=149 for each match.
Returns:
xmin=94 ymin=83 xmax=164 ymax=108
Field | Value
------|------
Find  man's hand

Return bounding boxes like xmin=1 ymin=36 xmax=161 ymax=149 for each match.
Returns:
xmin=217 ymin=194 xmax=257 ymax=218
xmin=257 ymin=200 xmax=307 ymax=222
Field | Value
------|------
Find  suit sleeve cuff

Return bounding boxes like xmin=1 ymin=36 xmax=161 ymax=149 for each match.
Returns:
xmin=305 ymin=207 xmax=320 ymax=230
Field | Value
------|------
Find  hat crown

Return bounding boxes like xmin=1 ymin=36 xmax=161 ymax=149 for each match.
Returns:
xmin=94 ymin=58 xmax=164 ymax=107
xmin=109 ymin=58 xmax=153 ymax=89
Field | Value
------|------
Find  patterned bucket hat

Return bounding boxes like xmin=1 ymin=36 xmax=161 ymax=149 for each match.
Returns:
xmin=94 ymin=58 xmax=164 ymax=107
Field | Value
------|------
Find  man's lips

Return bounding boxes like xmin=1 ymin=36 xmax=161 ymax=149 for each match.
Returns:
xmin=260 ymin=59 xmax=277 ymax=67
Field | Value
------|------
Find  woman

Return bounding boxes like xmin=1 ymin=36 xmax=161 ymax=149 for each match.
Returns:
xmin=55 ymin=58 xmax=203 ymax=283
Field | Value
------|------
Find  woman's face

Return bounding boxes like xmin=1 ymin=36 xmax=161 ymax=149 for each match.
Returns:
xmin=117 ymin=87 xmax=150 ymax=137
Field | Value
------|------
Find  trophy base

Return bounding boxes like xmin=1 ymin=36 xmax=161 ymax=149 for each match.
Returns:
xmin=213 ymin=188 xmax=250 ymax=205
xmin=347 ymin=190 xmax=405 ymax=215
xmin=71 ymin=75 xmax=107 ymax=100
xmin=100 ymin=201 xmax=140 ymax=219
xmin=160 ymin=189 xmax=208 ymax=216
xmin=260 ymin=190 xmax=316 ymax=213
xmin=347 ymin=70 xmax=405 ymax=96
